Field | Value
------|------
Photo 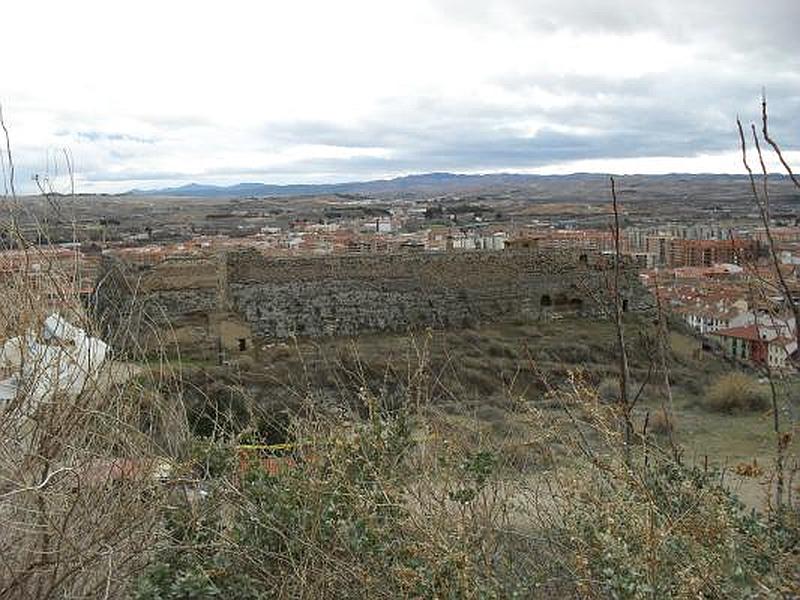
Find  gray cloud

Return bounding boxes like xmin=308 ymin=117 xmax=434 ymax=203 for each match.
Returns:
xmin=431 ymin=0 xmax=800 ymax=55
xmin=257 ymin=69 xmax=799 ymax=171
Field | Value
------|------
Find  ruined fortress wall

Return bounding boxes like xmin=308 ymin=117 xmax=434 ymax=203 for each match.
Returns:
xmin=119 ymin=257 xmax=221 ymax=326
xmin=138 ymin=257 xmax=220 ymax=292
xmin=223 ymin=250 xmax=647 ymax=340
xmin=96 ymin=250 xmax=650 ymax=354
xmin=93 ymin=256 xmax=222 ymax=356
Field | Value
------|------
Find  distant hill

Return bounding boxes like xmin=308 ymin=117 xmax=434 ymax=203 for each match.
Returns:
xmin=129 ymin=172 xmax=791 ymax=200
xmin=130 ymin=172 xmax=548 ymax=198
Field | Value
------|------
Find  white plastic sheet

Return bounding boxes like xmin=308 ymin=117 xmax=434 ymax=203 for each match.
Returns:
xmin=0 ymin=314 xmax=110 ymax=404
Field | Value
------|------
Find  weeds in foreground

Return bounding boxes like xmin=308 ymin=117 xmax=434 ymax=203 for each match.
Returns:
xmin=135 ymin=374 xmax=799 ymax=599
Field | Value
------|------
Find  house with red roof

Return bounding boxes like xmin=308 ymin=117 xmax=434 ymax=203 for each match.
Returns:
xmin=712 ymin=319 xmax=797 ymax=369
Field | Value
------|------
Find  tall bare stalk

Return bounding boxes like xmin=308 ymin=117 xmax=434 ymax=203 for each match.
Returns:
xmin=736 ymin=97 xmax=800 ymax=514
xmin=610 ymin=176 xmax=633 ymax=463
xmin=652 ymin=274 xmax=679 ymax=462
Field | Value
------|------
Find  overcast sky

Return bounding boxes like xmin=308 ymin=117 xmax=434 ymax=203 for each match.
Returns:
xmin=1 ymin=0 xmax=798 ymax=193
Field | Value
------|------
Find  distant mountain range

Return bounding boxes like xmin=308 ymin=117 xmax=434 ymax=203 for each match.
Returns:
xmin=129 ymin=172 xmax=553 ymax=198
xmin=128 ymin=172 xmax=783 ymax=199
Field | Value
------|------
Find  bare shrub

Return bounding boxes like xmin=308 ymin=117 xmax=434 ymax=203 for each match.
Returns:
xmin=706 ymin=372 xmax=769 ymax=413
xmin=597 ymin=376 xmax=620 ymax=403
xmin=597 ymin=376 xmax=645 ymax=405
xmin=0 ymin=112 xmax=189 ymax=598
xmin=0 ymin=265 xmax=190 ymax=597
xmin=649 ymin=408 xmax=676 ymax=435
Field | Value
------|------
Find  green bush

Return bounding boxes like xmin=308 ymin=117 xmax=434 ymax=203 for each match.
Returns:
xmin=134 ymin=410 xmax=525 ymax=598
xmin=559 ymin=461 xmax=797 ymax=599
xmin=133 ymin=367 xmax=799 ymax=599
xmin=706 ymin=372 xmax=770 ymax=413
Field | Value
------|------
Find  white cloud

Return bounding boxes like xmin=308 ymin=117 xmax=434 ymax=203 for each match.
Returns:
xmin=0 ymin=0 xmax=797 ymax=192
xmin=528 ymin=151 xmax=800 ymax=176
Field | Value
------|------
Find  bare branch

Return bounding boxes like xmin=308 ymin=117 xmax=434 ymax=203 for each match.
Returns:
xmin=0 ymin=104 xmax=15 ymax=200
xmin=761 ymin=94 xmax=800 ymax=189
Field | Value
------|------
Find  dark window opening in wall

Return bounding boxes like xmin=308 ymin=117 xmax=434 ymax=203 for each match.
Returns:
xmin=622 ymin=299 xmax=629 ymax=313
xmin=540 ymin=294 xmax=552 ymax=307
xmin=579 ymin=253 xmax=588 ymax=264
xmin=570 ymin=298 xmax=584 ymax=309
xmin=238 ymin=338 xmax=247 ymax=351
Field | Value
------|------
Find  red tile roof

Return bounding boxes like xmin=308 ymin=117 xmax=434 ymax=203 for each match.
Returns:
xmin=713 ymin=324 xmax=765 ymax=341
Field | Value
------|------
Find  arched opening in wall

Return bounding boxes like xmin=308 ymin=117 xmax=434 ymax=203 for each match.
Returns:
xmin=579 ymin=253 xmax=588 ymax=264
xmin=540 ymin=294 xmax=552 ymax=307
xmin=238 ymin=338 xmax=247 ymax=351
xmin=622 ymin=298 xmax=629 ymax=313
xmin=570 ymin=298 xmax=584 ymax=310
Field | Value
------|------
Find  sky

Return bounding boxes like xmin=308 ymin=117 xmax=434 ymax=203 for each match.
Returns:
xmin=0 ymin=0 xmax=798 ymax=193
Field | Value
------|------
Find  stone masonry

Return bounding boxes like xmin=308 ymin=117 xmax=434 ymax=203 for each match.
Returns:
xmin=95 ymin=249 xmax=650 ymax=357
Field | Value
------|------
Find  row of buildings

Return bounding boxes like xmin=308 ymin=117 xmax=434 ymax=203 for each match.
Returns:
xmin=505 ymin=228 xmax=759 ymax=269
xmin=643 ymin=263 xmax=800 ymax=370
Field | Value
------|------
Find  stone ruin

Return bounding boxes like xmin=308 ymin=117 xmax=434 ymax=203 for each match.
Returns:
xmin=93 ymin=248 xmax=650 ymax=360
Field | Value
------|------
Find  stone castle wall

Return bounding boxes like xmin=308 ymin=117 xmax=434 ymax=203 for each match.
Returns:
xmin=223 ymin=249 xmax=647 ymax=340
xmin=96 ymin=249 xmax=650 ymax=355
